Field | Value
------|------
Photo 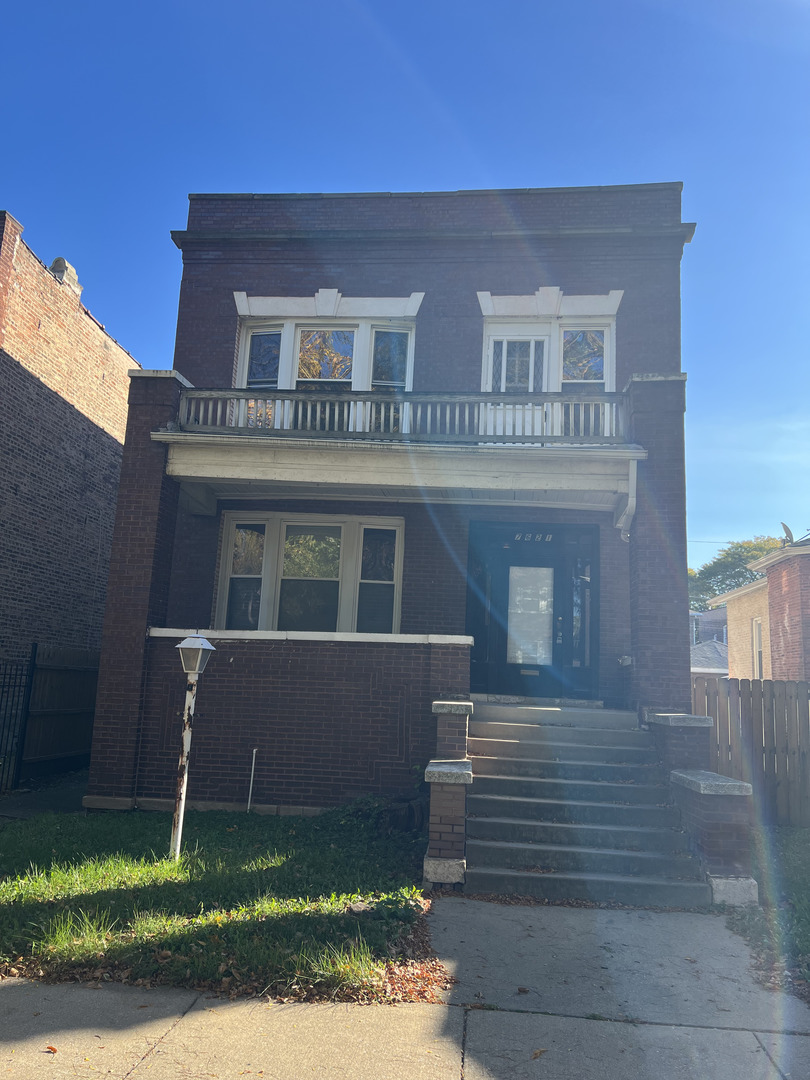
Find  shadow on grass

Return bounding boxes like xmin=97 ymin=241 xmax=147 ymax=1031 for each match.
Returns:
xmin=0 ymin=806 xmax=426 ymax=998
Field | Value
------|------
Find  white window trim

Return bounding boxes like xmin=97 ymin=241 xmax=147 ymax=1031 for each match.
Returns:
xmin=478 ymin=288 xmax=622 ymax=393
xmin=216 ymin=512 xmax=405 ymax=634
xmin=234 ymin=290 xmax=423 ymax=392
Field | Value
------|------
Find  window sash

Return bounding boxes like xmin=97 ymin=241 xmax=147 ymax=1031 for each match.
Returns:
xmin=220 ymin=514 xmax=404 ymax=634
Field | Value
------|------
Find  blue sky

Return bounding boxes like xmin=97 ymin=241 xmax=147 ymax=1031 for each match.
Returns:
xmin=3 ymin=0 xmax=808 ymax=568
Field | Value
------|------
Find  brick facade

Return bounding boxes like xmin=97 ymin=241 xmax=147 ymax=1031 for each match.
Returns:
xmin=765 ymin=554 xmax=810 ymax=681
xmin=0 ymin=212 xmax=136 ymax=662
xmin=87 ymin=184 xmax=695 ymax=810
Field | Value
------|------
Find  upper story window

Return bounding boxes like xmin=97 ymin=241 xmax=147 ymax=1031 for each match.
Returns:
xmin=478 ymin=287 xmax=623 ymax=393
xmin=234 ymin=289 xmax=424 ymax=392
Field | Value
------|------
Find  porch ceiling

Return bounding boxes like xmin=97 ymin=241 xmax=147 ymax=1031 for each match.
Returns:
xmin=154 ymin=432 xmax=645 ymax=517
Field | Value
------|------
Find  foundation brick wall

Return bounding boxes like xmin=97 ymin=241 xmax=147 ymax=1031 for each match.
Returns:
xmin=0 ymin=212 xmax=136 ymax=662
xmin=672 ymin=784 xmax=753 ymax=877
xmin=96 ymin=635 xmax=469 ymax=809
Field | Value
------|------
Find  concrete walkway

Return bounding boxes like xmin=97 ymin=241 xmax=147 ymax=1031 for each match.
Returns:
xmin=2 ymin=896 xmax=809 ymax=1079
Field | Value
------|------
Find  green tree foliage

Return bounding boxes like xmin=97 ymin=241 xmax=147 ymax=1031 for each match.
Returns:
xmin=688 ymin=536 xmax=782 ymax=610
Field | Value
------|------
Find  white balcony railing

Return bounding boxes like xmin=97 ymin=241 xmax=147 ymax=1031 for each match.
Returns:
xmin=177 ymin=389 xmax=625 ymax=445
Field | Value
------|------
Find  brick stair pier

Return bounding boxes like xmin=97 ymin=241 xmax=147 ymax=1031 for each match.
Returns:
xmin=463 ymin=703 xmax=713 ymax=906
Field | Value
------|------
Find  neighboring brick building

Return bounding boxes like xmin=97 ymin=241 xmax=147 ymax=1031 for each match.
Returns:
xmin=85 ymin=184 xmax=695 ymax=813
xmin=0 ymin=212 xmax=137 ymax=663
xmin=710 ymin=533 xmax=810 ymax=680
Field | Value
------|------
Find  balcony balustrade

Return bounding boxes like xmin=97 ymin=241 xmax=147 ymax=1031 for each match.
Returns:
xmin=177 ymin=389 xmax=626 ymax=446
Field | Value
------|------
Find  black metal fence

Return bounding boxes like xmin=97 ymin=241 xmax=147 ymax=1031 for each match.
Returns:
xmin=0 ymin=644 xmax=36 ymax=793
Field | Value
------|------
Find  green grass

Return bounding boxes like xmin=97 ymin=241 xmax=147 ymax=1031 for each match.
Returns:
xmin=727 ymin=826 xmax=810 ymax=988
xmin=0 ymin=800 xmax=427 ymax=1001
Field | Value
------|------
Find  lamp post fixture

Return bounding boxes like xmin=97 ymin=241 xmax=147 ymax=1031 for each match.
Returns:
xmin=170 ymin=635 xmax=215 ymax=861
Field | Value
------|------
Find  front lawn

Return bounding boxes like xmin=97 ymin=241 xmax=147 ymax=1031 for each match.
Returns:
xmin=727 ymin=826 xmax=810 ymax=1000
xmin=0 ymin=801 xmax=446 ymax=1002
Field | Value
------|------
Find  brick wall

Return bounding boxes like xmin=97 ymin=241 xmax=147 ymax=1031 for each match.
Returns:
xmin=627 ymin=377 xmax=691 ymax=711
xmin=725 ymin=582 xmax=770 ymax=679
xmin=112 ymin=636 xmax=470 ymax=809
xmin=0 ymin=212 xmax=136 ymax=662
xmin=766 ymin=555 xmax=810 ymax=681
xmin=172 ymin=185 xmax=689 ymax=392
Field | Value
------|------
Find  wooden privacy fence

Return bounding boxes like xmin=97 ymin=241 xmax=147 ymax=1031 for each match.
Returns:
xmin=692 ymin=676 xmax=810 ymax=826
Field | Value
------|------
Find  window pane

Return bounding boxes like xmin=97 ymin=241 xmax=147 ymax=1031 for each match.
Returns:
xmin=282 ymin=525 xmax=341 ymax=579
xmin=506 ymin=566 xmax=554 ymax=665
xmin=226 ymin=578 xmax=262 ymax=630
xmin=563 ymin=330 xmax=604 ymax=381
xmin=232 ymin=524 xmax=265 ymax=576
xmin=356 ymin=582 xmax=395 ymax=633
xmin=372 ymin=330 xmax=408 ymax=387
xmin=278 ymin=580 xmax=339 ymax=631
xmin=298 ymin=329 xmax=354 ymax=380
xmin=505 ymin=340 xmax=531 ymax=391
xmin=533 ymin=339 xmax=544 ymax=390
xmin=247 ymin=333 xmax=281 ymax=387
xmin=361 ymin=528 xmax=396 ymax=581
xmin=492 ymin=340 xmax=503 ymax=391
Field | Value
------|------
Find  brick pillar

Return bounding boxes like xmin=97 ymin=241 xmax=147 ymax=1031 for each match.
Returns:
xmin=671 ymin=771 xmax=758 ymax=904
xmin=423 ymin=700 xmax=473 ymax=886
xmin=626 ymin=375 xmax=691 ymax=712
xmin=84 ymin=371 xmax=189 ymax=809
xmin=765 ymin=553 xmax=810 ymax=681
xmin=648 ymin=713 xmax=712 ymax=772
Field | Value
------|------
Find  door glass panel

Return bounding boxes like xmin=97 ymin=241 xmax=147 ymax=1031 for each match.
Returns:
xmin=492 ymin=341 xmax=503 ymax=392
xmin=505 ymin=340 xmax=531 ymax=391
xmin=571 ymin=558 xmax=591 ymax=667
xmin=506 ymin=566 xmax=554 ymax=665
xmin=247 ymin=332 xmax=281 ymax=388
xmin=372 ymin=330 xmax=408 ymax=388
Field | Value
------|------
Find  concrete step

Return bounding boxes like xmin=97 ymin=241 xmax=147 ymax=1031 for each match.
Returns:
xmin=466 ymin=838 xmax=703 ymax=880
xmin=467 ymin=792 xmax=682 ymax=829
xmin=470 ymin=755 xmax=666 ymax=784
xmin=467 ymin=736 xmax=659 ymax=765
xmin=469 ymin=721 xmax=654 ymax=748
xmin=466 ymin=815 xmax=689 ymax=853
xmin=463 ymin=866 xmax=713 ymax=907
xmin=471 ymin=704 xmax=639 ymax=729
xmin=471 ymin=773 xmax=670 ymax=805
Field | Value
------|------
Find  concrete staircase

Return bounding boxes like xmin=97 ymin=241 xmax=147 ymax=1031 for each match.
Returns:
xmin=464 ymin=703 xmax=712 ymax=906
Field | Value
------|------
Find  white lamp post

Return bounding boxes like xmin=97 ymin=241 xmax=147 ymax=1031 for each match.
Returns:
xmin=170 ymin=635 xmax=215 ymax=860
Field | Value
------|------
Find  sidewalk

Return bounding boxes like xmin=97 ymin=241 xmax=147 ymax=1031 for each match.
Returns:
xmin=0 ymin=768 xmax=88 ymax=822
xmin=2 ymin=896 xmax=810 ymax=1079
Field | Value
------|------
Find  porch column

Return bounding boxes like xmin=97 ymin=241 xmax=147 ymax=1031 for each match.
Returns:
xmin=84 ymin=371 xmax=189 ymax=809
xmin=423 ymin=700 xmax=473 ymax=886
xmin=626 ymin=375 xmax=691 ymax=712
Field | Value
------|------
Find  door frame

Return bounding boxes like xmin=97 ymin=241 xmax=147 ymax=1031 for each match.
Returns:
xmin=466 ymin=521 xmax=599 ymax=699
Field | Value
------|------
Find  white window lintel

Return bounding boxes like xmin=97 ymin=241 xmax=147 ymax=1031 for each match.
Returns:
xmin=477 ymin=287 xmax=623 ymax=319
xmin=234 ymin=289 xmax=425 ymax=319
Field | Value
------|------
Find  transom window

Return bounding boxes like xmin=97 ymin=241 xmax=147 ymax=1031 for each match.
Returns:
xmin=218 ymin=514 xmax=404 ymax=634
xmin=235 ymin=289 xmax=423 ymax=392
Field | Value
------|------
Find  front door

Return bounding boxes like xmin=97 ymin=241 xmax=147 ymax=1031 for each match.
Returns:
xmin=466 ymin=523 xmax=598 ymax=698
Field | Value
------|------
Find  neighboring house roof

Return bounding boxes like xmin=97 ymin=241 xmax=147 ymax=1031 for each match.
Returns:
xmin=690 ymin=639 xmax=729 ymax=674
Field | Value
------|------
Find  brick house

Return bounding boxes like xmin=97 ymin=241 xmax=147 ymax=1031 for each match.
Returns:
xmin=709 ymin=533 xmax=810 ymax=681
xmin=0 ymin=211 xmax=137 ymax=664
xmin=84 ymin=184 xmax=697 ymax=817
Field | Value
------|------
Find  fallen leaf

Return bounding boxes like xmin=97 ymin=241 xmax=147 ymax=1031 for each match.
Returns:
xmin=517 ymin=986 xmax=530 ymax=994
xmin=532 ymin=1049 xmax=548 ymax=1059
xmin=46 ymin=1046 xmax=57 ymax=1054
